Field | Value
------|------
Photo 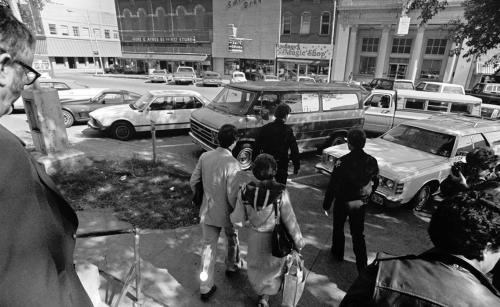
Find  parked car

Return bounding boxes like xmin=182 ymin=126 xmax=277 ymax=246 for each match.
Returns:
xmin=88 ymin=90 xmax=210 ymax=141
xmin=148 ymin=69 xmax=171 ymax=83
xmin=297 ymin=76 xmax=316 ymax=83
xmin=363 ymin=89 xmax=482 ymax=134
xmin=59 ymin=89 xmax=142 ymax=128
xmin=263 ymin=75 xmax=280 ymax=82
xmin=172 ymin=66 xmax=196 ymax=85
xmin=11 ymin=79 xmax=89 ymax=112
xmin=363 ymin=78 xmax=414 ymax=90
xmin=415 ymin=81 xmax=465 ymax=95
xmin=467 ymin=83 xmax=500 ymax=105
xmin=190 ymin=81 xmax=367 ymax=169
xmin=201 ymin=71 xmax=222 ymax=87
xmin=230 ymin=71 xmax=247 ymax=83
xmin=316 ymin=115 xmax=500 ymax=209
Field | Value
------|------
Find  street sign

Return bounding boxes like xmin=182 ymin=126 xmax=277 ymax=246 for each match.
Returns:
xmin=396 ymin=15 xmax=411 ymax=36
xmin=228 ymin=38 xmax=243 ymax=53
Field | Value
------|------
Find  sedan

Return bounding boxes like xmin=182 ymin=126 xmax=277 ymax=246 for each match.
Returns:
xmin=88 ymin=90 xmax=210 ymax=141
xmin=201 ymin=71 xmax=222 ymax=87
xmin=230 ymin=71 xmax=247 ymax=83
xmin=59 ymin=89 xmax=141 ymax=128
xmin=148 ymin=69 xmax=171 ymax=83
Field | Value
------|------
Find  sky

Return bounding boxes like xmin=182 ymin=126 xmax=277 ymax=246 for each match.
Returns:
xmin=48 ymin=0 xmax=116 ymax=14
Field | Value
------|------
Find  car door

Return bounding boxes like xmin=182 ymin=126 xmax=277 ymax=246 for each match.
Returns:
xmin=363 ymin=92 xmax=394 ymax=134
xmin=85 ymin=92 xmax=124 ymax=116
xmin=170 ymin=96 xmax=204 ymax=129
xmin=146 ymin=96 xmax=174 ymax=130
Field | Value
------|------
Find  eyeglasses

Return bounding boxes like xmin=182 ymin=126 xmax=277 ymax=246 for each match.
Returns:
xmin=0 ymin=49 xmax=41 ymax=85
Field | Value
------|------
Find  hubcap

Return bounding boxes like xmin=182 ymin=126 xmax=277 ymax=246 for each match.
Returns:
xmin=63 ymin=113 xmax=71 ymax=125
xmin=115 ymin=125 xmax=130 ymax=139
xmin=415 ymin=187 xmax=430 ymax=211
xmin=237 ymin=147 xmax=253 ymax=169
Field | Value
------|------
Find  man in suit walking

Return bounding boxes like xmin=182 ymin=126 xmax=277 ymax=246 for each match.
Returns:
xmin=0 ymin=7 xmax=92 ymax=306
xmin=190 ymin=124 xmax=242 ymax=301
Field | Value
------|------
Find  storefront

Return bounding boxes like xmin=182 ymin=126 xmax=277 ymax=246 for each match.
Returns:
xmin=276 ymin=43 xmax=332 ymax=82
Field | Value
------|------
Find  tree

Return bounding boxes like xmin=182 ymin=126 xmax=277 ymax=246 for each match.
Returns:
xmin=409 ymin=0 xmax=500 ymax=66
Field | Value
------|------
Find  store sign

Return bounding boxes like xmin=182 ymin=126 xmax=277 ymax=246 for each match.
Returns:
xmin=228 ymin=38 xmax=243 ymax=53
xmin=396 ymin=16 xmax=411 ymax=36
xmin=276 ymin=43 xmax=332 ymax=60
xmin=226 ymin=0 xmax=262 ymax=9
xmin=130 ymin=36 xmax=197 ymax=43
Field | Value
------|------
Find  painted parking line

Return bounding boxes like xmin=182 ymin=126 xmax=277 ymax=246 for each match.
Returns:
xmin=156 ymin=143 xmax=197 ymax=148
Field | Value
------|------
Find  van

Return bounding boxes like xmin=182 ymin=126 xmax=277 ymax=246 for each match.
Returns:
xmin=363 ymin=89 xmax=482 ymax=134
xmin=189 ymin=81 xmax=368 ymax=168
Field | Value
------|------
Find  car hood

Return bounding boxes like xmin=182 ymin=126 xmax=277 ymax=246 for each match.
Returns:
xmin=323 ymin=138 xmax=448 ymax=180
xmin=90 ymin=104 xmax=133 ymax=118
xmin=190 ymin=107 xmax=245 ymax=130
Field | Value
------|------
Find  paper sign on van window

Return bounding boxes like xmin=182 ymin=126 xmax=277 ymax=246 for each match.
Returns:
xmin=302 ymin=94 xmax=319 ymax=112
xmin=322 ymin=94 xmax=358 ymax=110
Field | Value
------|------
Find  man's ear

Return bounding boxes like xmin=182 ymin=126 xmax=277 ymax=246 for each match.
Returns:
xmin=0 ymin=53 xmax=12 ymax=86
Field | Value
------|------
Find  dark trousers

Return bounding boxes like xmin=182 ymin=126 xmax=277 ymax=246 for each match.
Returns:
xmin=275 ymin=159 xmax=289 ymax=185
xmin=331 ymin=200 xmax=367 ymax=273
xmin=493 ymin=260 xmax=500 ymax=290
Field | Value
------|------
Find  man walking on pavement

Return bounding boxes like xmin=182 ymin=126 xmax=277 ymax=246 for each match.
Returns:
xmin=190 ymin=124 xmax=242 ymax=301
xmin=0 ymin=6 xmax=93 ymax=306
xmin=322 ymin=128 xmax=379 ymax=273
xmin=253 ymin=103 xmax=300 ymax=184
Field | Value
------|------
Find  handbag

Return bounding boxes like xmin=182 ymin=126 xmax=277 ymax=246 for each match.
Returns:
xmin=192 ymin=181 xmax=203 ymax=207
xmin=282 ymin=251 xmax=306 ymax=307
xmin=271 ymin=194 xmax=295 ymax=258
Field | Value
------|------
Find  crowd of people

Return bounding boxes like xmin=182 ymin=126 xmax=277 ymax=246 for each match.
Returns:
xmin=2 ymin=5 xmax=500 ymax=306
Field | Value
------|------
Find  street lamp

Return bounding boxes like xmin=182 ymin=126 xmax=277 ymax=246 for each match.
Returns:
xmin=66 ymin=8 xmax=104 ymax=75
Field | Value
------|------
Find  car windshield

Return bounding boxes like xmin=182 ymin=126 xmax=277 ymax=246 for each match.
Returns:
xmin=131 ymin=93 xmax=154 ymax=110
xmin=394 ymin=82 xmax=414 ymax=90
xmin=381 ymin=124 xmax=456 ymax=157
xmin=443 ymin=86 xmax=464 ymax=94
xmin=178 ymin=67 xmax=192 ymax=73
xmin=207 ymin=87 xmax=255 ymax=115
xmin=205 ymin=73 xmax=220 ymax=78
xmin=233 ymin=72 xmax=245 ymax=78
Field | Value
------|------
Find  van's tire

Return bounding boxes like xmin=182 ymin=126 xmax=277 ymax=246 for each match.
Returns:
xmin=110 ymin=121 xmax=135 ymax=141
xmin=411 ymin=184 xmax=432 ymax=211
xmin=234 ymin=143 xmax=253 ymax=170
xmin=319 ymin=134 xmax=346 ymax=153
xmin=62 ymin=110 xmax=75 ymax=128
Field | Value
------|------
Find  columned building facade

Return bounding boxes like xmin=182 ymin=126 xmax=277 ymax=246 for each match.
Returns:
xmin=332 ymin=0 xmax=482 ymax=87
xmin=115 ymin=0 xmax=212 ymax=75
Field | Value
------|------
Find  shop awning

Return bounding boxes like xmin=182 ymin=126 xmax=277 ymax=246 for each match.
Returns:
xmin=122 ymin=53 xmax=208 ymax=62
xmin=46 ymin=38 xmax=122 ymax=57
xmin=277 ymin=58 xmax=315 ymax=64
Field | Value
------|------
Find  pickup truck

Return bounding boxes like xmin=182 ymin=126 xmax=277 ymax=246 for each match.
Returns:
xmin=467 ymin=83 xmax=500 ymax=105
xmin=173 ymin=66 xmax=197 ymax=85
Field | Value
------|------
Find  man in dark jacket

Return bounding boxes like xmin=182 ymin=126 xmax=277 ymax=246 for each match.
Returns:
xmin=323 ymin=128 xmax=379 ymax=273
xmin=253 ymin=103 xmax=300 ymax=184
xmin=0 ymin=7 xmax=93 ymax=306
xmin=340 ymin=193 xmax=500 ymax=306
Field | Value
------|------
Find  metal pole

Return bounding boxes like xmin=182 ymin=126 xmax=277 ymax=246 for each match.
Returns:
xmin=327 ymin=0 xmax=337 ymax=83
xmin=134 ymin=228 xmax=141 ymax=306
xmin=151 ymin=120 xmax=157 ymax=163
xmin=275 ymin=0 xmax=282 ymax=76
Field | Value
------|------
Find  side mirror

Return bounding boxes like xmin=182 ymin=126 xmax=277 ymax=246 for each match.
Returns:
xmin=101 ymin=99 xmax=106 ymax=104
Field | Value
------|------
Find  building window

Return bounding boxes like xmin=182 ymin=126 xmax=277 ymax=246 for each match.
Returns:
xmin=425 ymin=39 xmax=448 ymax=55
xmin=361 ymin=38 xmax=379 ymax=53
xmin=320 ymin=12 xmax=330 ymax=35
xmin=82 ymin=27 xmax=89 ymax=37
xmin=72 ymin=26 xmax=79 ymax=36
xmin=420 ymin=59 xmax=442 ymax=80
xmin=282 ymin=13 xmax=292 ymax=35
xmin=54 ymin=57 xmax=64 ymax=64
xmin=300 ymin=12 xmax=311 ymax=35
xmin=359 ymin=56 xmax=376 ymax=75
xmin=113 ymin=30 xmax=119 ymax=39
xmin=104 ymin=29 xmax=110 ymax=39
xmin=391 ymin=38 xmax=412 ymax=54
xmin=49 ymin=23 xmax=57 ymax=35
xmin=60 ymin=25 xmax=69 ymax=36
xmin=93 ymin=28 xmax=101 ymax=39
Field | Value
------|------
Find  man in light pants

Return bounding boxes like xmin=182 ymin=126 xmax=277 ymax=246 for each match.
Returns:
xmin=190 ymin=124 xmax=242 ymax=301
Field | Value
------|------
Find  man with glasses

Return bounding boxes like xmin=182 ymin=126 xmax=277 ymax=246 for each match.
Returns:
xmin=0 ymin=7 xmax=92 ymax=306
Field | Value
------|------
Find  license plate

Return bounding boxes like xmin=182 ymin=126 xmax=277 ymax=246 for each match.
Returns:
xmin=371 ymin=194 xmax=384 ymax=205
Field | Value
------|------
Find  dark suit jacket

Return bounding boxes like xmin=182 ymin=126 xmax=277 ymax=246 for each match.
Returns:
xmin=0 ymin=125 xmax=92 ymax=306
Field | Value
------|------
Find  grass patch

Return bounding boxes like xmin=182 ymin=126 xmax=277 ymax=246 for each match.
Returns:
xmin=54 ymin=158 xmax=198 ymax=229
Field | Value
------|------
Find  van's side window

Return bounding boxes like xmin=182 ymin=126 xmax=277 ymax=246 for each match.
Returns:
xmin=450 ymin=103 xmax=469 ymax=114
xmin=258 ymin=94 xmax=278 ymax=115
xmin=282 ymin=93 xmax=319 ymax=113
xmin=471 ymin=134 xmax=488 ymax=149
xmin=322 ymin=93 xmax=359 ymax=111
xmin=366 ymin=94 xmax=391 ymax=108
xmin=456 ymin=136 xmax=473 ymax=153
xmin=484 ymin=131 xmax=500 ymax=146
xmin=427 ymin=100 xmax=448 ymax=112
xmin=405 ymin=98 xmax=426 ymax=110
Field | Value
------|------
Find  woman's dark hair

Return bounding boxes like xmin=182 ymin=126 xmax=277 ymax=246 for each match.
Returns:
xmin=218 ymin=124 xmax=238 ymax=148
xmin=428 ymin=193 xmax=500 ymax=261
xmin=347 ymin=128 xmax=366 ymax=149
xmin=252 ymin=153 xmax=277 ymax=181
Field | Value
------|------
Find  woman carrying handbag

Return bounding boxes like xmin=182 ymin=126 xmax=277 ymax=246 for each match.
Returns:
xmin=231 ymin=154 xmax=305 ymax=307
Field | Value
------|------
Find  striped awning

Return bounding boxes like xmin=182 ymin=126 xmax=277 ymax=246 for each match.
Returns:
xmin=46 ymin=38 xmax=122 ymax=57
xmin=122 ymin=52 xmax=208 ymax=62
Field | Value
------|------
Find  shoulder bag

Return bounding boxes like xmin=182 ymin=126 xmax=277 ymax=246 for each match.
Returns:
xmin=271 ymin=194 xmax=295 ymax=258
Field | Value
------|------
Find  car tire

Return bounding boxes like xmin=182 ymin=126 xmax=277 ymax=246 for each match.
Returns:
xmin=62 ymin=109 xmax=75 ymax=128
xmin=110 ymin=121 xmax=135 ymax=141
xmin=411 ymin=184 xmax=431 ymax=211
xmin=234 ymin=143 xmax=253 ymax=170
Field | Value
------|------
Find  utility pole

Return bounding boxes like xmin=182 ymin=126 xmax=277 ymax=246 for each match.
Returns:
xmin=327 ymin=0 xmax=337 ymax=83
